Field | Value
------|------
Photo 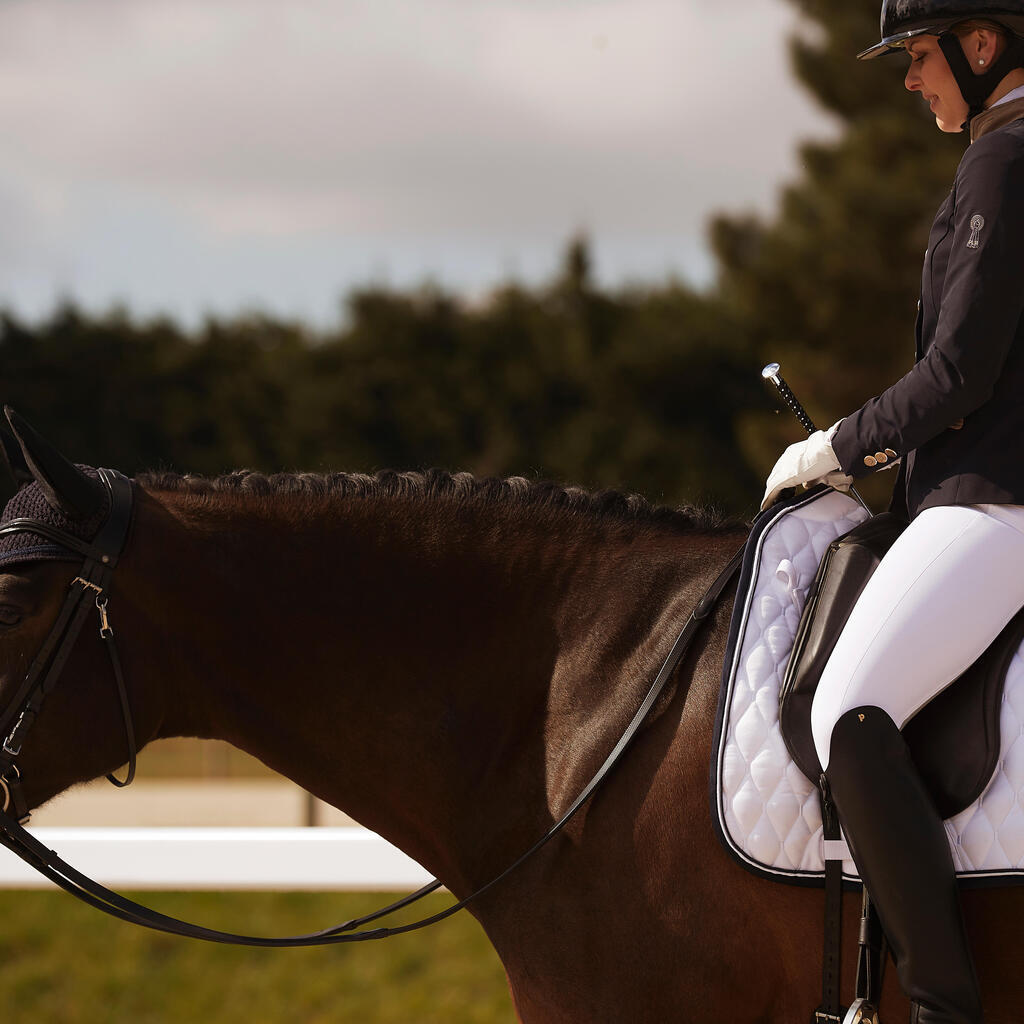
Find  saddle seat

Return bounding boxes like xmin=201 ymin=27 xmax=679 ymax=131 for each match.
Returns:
xmin=779 ymin=511 xmax=1024 ymax=820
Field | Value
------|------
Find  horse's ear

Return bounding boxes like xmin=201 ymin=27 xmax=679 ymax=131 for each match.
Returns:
xmin=0 ymin=428 xmax=34 ymax=489
xmin=3 ymin=407 xmax=106 ymax=520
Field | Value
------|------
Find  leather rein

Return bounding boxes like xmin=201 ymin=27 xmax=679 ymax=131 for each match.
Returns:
xmin=0 ymin=473 xmax=742 ymax=946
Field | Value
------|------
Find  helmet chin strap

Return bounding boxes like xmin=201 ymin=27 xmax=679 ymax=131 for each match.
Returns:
xmin=939 ymin=32 xmax=1024 ymax=129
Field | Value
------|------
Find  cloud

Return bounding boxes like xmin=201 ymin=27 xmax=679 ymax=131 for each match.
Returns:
xmin=0 ymin=0 xmax=833 ymax=320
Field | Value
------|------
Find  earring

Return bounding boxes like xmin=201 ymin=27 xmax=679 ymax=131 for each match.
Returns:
xmin=979 ymin=58 xmax=987 ymax=65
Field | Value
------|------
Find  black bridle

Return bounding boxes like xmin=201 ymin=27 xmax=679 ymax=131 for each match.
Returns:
xmin=0 ymin=469 xmax=137 ymax=822
xmin=0 ymin=472 xmax=742 ymax=946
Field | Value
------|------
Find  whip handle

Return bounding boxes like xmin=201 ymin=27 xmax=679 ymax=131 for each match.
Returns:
xmin=763 ymin=363 xmax=817 ymax=435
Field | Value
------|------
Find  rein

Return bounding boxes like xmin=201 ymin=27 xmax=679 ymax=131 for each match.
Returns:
xmin=0 ymin=476 xmax=742 ymax=945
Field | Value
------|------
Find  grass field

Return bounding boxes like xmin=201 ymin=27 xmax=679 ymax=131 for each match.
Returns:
xmin=0 ymin=890 xmax=517 ymax=1023
xmin=10 ymin=738 xmax=516 ymax=1020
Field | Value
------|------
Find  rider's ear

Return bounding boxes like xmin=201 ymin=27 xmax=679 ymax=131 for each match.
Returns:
xmin=3 ymin=407 xmax=106 ymax=520
xmin=0 ymin=428 xmax=34 ymax=490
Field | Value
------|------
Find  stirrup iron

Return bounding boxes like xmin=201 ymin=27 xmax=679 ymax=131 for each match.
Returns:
xmin=843 ymin=999 xmax=880 ymax=1024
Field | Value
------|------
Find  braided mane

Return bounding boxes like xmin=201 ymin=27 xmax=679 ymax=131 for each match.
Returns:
xmin=138 ymin=468 xmax=740 ymax=535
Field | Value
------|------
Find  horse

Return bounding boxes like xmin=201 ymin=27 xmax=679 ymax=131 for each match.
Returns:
xmin=0 ymin=413 xmax=1021 ymax=1024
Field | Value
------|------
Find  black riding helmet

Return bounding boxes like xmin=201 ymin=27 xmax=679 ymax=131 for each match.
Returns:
xmin=859 ymin=1 xmax=1024 ymax=123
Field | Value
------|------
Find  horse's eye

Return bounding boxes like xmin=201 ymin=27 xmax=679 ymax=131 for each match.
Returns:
xmin=0 ymin=606 xmax=23 ymax=627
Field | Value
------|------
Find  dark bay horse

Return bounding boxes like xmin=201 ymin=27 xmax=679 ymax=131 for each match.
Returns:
xmin=0 ymin=417 xmax=1021 ymax=1023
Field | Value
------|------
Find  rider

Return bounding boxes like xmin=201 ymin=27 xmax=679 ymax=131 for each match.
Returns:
xmin=761 ymin=3 xmax=1024 ymax=1021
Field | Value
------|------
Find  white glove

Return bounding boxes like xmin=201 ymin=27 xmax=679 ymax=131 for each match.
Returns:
xmin=761 ymin=422 xmax=853 ymax=511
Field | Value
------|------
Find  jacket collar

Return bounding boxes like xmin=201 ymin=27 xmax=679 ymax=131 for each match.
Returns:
xmin=970 ymin=96 xmax=1024 ymax=142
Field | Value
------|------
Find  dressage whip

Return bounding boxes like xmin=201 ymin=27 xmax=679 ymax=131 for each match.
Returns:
xmin=762 ymin=362 xmax=881 ymax=1024
xmin=762 ymin=362 xmax=871 ymax=515
xmin=762 ymin=362 xmax=818 ymax=435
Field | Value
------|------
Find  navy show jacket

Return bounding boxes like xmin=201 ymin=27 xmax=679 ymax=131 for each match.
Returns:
xmin=831 ymin=110 xmax=1024 ymax=518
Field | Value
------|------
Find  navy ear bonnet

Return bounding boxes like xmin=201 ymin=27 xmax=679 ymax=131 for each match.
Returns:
xmin=0 ymin=468 xmax=110 ymax=570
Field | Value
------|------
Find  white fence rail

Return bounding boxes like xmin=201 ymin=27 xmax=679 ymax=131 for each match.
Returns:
xmin=0 ymin=828 xmax=435 ymax=890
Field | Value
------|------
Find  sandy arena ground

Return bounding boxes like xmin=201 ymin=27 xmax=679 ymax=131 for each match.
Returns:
xmin=29 ymin=779 xmax=360 ymax=828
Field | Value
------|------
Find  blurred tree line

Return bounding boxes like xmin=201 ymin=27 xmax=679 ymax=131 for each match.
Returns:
xmin=0 ymin=248 xmax=760 ymax=512
xmin=0 ymin=0 xmax=970 ymax=518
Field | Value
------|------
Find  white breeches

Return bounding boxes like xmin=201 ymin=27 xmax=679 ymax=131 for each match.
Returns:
xmin=811 ymin=503 xmax=1024 ymax=771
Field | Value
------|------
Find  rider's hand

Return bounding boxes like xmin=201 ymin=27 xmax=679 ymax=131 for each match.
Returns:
xmin=761 ymin=423 xmax=852 ymax=510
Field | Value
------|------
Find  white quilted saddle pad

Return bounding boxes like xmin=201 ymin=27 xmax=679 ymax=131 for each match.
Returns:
xmin=711 ymin=487 xmax=1024 ymax=886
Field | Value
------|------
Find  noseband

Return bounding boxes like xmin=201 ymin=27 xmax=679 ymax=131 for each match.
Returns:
xmin=0 ymin=468 xmax=137 ymax=820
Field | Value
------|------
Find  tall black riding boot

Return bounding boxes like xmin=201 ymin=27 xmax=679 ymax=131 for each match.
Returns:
xmin=824 ymin=706 xmax=982 ymax=1024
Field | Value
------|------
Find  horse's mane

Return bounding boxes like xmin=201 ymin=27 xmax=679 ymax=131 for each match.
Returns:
xmin=137 ymin=468 xmax=743 ymax=535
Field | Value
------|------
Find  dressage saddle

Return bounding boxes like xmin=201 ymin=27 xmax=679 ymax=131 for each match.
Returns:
xmin=779 ymin=512 xmax=1024 ymax=820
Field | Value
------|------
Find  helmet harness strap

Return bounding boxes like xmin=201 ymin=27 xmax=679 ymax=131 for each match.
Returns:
xmin=938 ymin=30 xmax=1024 ymax=128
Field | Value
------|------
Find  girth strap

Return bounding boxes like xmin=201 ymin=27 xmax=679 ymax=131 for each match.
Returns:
xmin=0 ymin=542 xmax=745 ymax=946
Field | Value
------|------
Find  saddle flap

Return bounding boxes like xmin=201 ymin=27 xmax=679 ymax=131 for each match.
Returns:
xmin=779 ymin=511 xmax=1016 ymax=819
xmin=779 ymin=513 xmax=906 ymax=783
xmin=903 ymin=605 xmax=1024 ymax=819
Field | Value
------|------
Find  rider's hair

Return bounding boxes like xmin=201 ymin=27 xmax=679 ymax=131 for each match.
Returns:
xmin=952 ymin=18 xmax=1010 ymax=39
xmin=951 ymin=18 xmax=1021 ymax=67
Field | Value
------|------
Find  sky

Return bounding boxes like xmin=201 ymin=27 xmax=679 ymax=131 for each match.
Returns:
xmin=0 ymin=0 xmax=835 ymax=328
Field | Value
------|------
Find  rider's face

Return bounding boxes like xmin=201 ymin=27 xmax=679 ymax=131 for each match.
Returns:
xmin=904 ymin=36 xmax=969 ymax=133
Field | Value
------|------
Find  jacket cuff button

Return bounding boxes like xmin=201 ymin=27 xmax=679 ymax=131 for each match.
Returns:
xmin=863 ymin=455 xmax=878 ymax=468
xmin=884 ymin=448 xmax=897 ymax=458
xmin=874 ymin=452 xmax=888 ymax=464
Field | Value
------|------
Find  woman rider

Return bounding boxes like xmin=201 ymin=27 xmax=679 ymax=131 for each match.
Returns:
xmin=761 ymin=3 xmax=1024 ymax=1021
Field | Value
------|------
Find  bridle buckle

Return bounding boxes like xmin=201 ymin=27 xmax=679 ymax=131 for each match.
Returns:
xmin=72 ymin=576 xmax=104 ymax=596
xmin=74 ymin=578 xmax=114 ymax=639
xmin=96 ymin=597 xmax=113 ymax=640
xmin=0 ymin=765 xmax=28 ymax=822
xmin=2 ymin=710 xmax=31 ymax=757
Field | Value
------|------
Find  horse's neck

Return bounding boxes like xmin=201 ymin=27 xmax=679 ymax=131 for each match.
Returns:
xmin=131 ymin=487 xmax=721 ymax=890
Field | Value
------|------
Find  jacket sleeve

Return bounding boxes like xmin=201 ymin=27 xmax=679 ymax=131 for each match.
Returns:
xmin=832 ymin=132 xmax=1024 ymax=478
